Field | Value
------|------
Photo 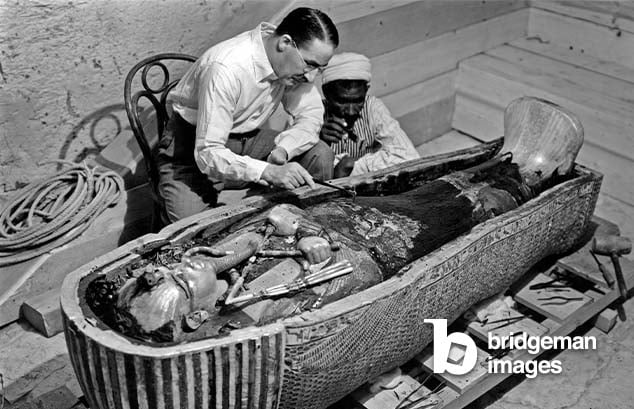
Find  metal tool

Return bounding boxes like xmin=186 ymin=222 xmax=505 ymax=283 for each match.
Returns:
xmin=485 ymin=315 xmax=525 ymax=330
xmin=537 ymin=295 xmax=583 ymax=305
xmin=529 ymin=277 xmax=570 ymax=290
xmin=592 ymin=235 xmax=632 ymax=321
xmin=394 ymin=371 xmax=442 ymax=409
xmin=314 ymin=179 xmax=356 ymax=199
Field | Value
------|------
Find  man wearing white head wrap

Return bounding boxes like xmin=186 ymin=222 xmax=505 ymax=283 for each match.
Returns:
xmin=320 ymin=52 xmax=419 ymax=177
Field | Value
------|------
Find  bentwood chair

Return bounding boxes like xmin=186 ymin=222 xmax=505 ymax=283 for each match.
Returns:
xmin=124 ymin=53 xmax=196 ymax=231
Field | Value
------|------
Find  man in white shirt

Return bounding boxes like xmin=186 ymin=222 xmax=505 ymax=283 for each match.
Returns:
xmin=158 ymin=7 xmax=338 ymax=224
xmin=319 ymin=53 xmax=419 ymax=178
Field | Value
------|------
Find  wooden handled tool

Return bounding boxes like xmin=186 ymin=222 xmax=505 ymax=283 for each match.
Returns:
xmin=592 ymin=235 xmax=632 ymax=321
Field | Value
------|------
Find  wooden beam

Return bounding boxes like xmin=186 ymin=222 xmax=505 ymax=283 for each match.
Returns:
xmin=352 ymin=373 xmax=433 ymax=409
xmin=419 ymin=347 xmax=490 ymax=394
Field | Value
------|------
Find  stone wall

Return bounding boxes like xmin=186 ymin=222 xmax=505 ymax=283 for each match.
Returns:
xmin=0 ymin=0 xmax=287 ymax=200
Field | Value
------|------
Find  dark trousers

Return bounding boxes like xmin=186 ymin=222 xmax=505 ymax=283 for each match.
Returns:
xmin=157 ymin=113 xmax=333 ymax=224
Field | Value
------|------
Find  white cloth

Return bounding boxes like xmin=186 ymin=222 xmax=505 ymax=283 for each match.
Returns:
xmin=331 ymin=96 xmax=419 ymax=175
xmin=170 ymin=23 xmax=324 ymax=183
xmin=321 ymin=52 xmax=371 ymax=84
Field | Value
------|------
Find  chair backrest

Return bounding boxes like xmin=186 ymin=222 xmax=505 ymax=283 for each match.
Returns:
xmin=123 ymin=53 xmax=196 ymax=213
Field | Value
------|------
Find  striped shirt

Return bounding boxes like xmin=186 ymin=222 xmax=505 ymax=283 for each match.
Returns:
xmin=331 ymin=95 xmax=419 ymax=175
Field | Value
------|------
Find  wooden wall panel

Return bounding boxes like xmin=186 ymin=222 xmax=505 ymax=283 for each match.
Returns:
xmin=528 ymin=8 xmax=634 ymax=69
xmin=334 ymin=0 xmax=528 ymax=58
xmin=456 ymin=52 xmax=634 ymax=159
xmin=530 ymin=1 xmax=634 ymax=33
xmin=382 ymin=70 xmax=456 ymax=148
xmin=370 ymin=8 xmax=528 ymax=97
xmin=510 ymin=37 xmax=634 ymax=84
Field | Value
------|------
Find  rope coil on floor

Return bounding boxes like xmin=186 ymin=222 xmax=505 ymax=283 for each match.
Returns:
xmin=0 ymin=161 xmax=124 ymax=267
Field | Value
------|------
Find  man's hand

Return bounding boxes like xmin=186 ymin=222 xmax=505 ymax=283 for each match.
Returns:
xmin=320 ymin=116 xmax=348 ymax=145
xmin=334 ymin=155 xmax=355 ymax=178
xmin=261 ymin=163 xmax=316 ymax=190
xmin=267 ymin=147 xmax=288 ymax=165
xmin=297 ymin=236 xmax=332 ymax=264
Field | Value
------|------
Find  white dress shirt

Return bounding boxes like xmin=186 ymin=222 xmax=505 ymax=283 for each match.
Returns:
xmin=170 ymin=23 xmax=324 ymax=183
xmin=331 ymin=95 xmax=419 ymax=175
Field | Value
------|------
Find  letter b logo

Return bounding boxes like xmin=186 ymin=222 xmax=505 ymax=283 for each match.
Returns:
xmin=424 ymin=319 xmax=477 ymax=375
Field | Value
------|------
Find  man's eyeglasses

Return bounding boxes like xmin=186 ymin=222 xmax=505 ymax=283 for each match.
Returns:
xmin=289 ymin=37 xmax=327 ymax=73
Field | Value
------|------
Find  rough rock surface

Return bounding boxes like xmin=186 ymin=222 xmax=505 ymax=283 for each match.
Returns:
xmin=0 ymin=0 xmax=287 ymax=199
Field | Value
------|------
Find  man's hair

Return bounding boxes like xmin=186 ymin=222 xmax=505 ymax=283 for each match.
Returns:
xmin=276 ymin=7 xmax=339 ymax=48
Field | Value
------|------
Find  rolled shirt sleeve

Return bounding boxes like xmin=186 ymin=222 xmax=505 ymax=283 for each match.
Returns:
xmin=275 ymin=83 xmax=324 ymax=159
xmin=351 ymin=97 xmax=419 ymax=176
xmin=193 ymin=63 xmax=269 ymax=183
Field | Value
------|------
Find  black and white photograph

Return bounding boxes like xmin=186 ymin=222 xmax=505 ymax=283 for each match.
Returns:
xmin=1 ymin=1 xmax=633 ymax=408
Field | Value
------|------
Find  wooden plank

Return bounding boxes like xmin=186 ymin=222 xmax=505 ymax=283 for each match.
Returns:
xmin=0 ymin=183 xmax=152 ymax=327
xmin=419 ymin=347 xmax=490 ymax=394
xmin=467 ymin=314 xmax=548 ymax=343
xmin=514 ymin=273 xmax=592 ymax=322
xmin=452 ymin=93 xmax=505 ymax=142
xmin=352 ymin=374 xmax=433 ymax=409
xmin=528 ymin=8 xmax=634 ymax=69
xmin=510 ymin=37 xmax=634 ymax=84
xmin=20 ymin=288 xmax=63 ymax=337
xmin=396 ymin=97 xmax=454 ymax=147
xmin=586 ymin=289 xmax=618 ymax=333
xmin=334 ymin=0 xmax=528 ymax=58
xmin=382 ymin=70 xmax=456 ymax=119
xmin=370 ymin=8 xmax=528 ymax=97
xmin=380 ymin=70 xmax=456 ymax=148
xmin=416 ymin=130 xmax=481 ymax=158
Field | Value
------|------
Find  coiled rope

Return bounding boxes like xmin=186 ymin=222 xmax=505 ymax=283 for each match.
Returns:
xmin=0 ymin=161 xmax=124 ymax=267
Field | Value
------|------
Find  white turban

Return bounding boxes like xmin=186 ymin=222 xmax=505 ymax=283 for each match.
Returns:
xmin=321 ymin=52 xmax=372 ymax=85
